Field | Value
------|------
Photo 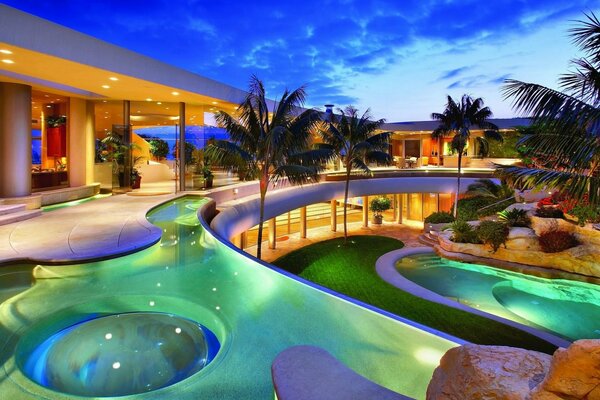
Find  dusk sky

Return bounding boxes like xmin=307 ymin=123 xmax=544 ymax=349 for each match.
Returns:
xmin=5 ymin=0 xmax=598 ymax=121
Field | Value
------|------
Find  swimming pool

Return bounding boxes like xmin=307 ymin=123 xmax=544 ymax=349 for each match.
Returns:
xmin=396 ymin=253 xmax=600 ymax=341
xmin=0 ymin=196 xmax=459 ymax=399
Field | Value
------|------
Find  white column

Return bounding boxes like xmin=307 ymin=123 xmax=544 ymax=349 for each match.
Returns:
xmin=68 ymin=98 xmax=95 ymax=186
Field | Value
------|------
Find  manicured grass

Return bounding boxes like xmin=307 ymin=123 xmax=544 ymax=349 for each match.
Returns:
xmin=272 ymin=235 xmax=557 ymax=354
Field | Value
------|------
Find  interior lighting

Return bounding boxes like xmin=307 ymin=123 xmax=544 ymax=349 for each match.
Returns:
xmin=1 ymin=59 xmax=14 ymax=64
xmin=0 ymin=49 xmax=12 ymax=54
xmin=211 ymin=101 xmax=218 ymax=105
xmin=171 ymin=91 xmax=179 ymax=96
xmin=146 ymin=98 xmax=152 ymax=101
xmin=101 ymin=85 xmax=110 ymax=89
xmin=109 ymin=76 xmax=119 ymax=81
xmin=157 ymin=102 xmax=162 ymax=105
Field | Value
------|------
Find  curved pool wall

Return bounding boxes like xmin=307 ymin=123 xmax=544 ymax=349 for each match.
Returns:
xmin=379 ymin=248 xmax=597 ymax=346
xmin=0 ymin=196 xmax=462 ymax=399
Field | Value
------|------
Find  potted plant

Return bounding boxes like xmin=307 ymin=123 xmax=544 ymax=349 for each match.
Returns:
xmin=202 ymin=165 xmax=214 ymax=189
xmin=46 ymin=115 xmax=67 ymax=157
xmin=370 ymin=196 xmax=391 ymax=224
xmin=131 ymin=167 xmax=142 ymax=189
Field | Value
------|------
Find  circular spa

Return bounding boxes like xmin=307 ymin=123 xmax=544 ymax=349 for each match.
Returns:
xmin=17 ymin=312 xmax=220 ymax=397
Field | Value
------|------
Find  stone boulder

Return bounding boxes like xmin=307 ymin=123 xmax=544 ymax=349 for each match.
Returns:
xmin=529 ymin=340 xmax=600 ymax=400
xmin=426 ymin=344 xmax=551 ymax=400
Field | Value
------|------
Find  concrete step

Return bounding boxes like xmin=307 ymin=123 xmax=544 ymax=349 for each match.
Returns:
xmin=418 ymin=234 xmax=438 ymax=247
xmin=0 ymin=209 xmax=42 ymax=226
xmin=0 ymin=204 xmax=26 ymax=216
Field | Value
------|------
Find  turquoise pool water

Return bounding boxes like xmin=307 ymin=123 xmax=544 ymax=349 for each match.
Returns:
xmin=396 ymin=253 xmax=600 ymax=341
xmin=0 ymin=196 xmax=458 ymax=399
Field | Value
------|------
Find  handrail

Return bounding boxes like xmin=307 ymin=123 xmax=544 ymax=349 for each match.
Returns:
xmin=477 ymin=196 xmax=514 ymax=212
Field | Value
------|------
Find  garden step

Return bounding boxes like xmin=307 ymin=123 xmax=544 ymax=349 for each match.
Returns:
xmin=418 ymin=234 xmax=438 ymax=247
xmin=0 ymin=210 xmax=42 ymax=226
xmin=0 ymin=204 xmax=26 ymax=216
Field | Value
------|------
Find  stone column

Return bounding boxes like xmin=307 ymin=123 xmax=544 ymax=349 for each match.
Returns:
xmin=68 ymin=98 xmax=95 ymax=186
xmin=330 ymin=200 xmax=337 ymax=232
xmin=268 ymin=218 xmax=276 ymax=249
xmin=300 ymin=206 xmax=307 ymax=238
xmin=362 ymin=196 xmax=369 ymax=227
xmin=0 ymin=82 xmax=31 ymax=197
xmin=396 ymin=194 xmax=403 ymax=224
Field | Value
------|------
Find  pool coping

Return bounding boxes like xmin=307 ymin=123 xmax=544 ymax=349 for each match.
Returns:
xmin=375 ymin=247 xmax=571 ymax=349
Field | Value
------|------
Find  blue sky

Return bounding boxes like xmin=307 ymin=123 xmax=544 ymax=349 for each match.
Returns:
xmin=5 ymin=0 xmax=598 ymax=121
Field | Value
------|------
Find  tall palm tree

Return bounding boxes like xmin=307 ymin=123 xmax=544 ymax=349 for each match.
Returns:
xmin=431 ymin=95 xmax=500 ymax=217
xmin=499 ymin=12 xmax=600 ymax=206
xmin=207 ymin=76 xmax=331 ymax=259
xmin=319 ymin=106 xmax=390 ymax=244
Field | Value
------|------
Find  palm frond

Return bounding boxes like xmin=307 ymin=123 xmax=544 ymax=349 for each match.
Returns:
xmin=351 ymin=158 xmax=371 ymax=175
xmin=570 ymin=11 xmax=600 ymax=63
xmin=271 ymin=164 xmax=320 ymax=185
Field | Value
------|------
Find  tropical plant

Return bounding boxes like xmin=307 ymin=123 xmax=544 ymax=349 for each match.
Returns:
xmin=431 ymin=95 xmax=501 ymax=217
xmin=476 ymin=221 xmax=509 ymax=252
xmin=465 ymin=179 xmax=514 ymax=200
xmin=498 ymin=12 xmax=600 ymax=207
xmin=369 ymin=196 xmax=391 ymax=216
xmin=497 ymin=208 xmax=530 ymax=227
xmin=449 ymin=220 xmax=481 ymax=244
xmin=538 ymin=230 xmax=579 ymax=253
xmin=206 ymin=75 xmax=330 ymax=259
xmin=570 ymin=204 xmax=600 ymax=226
xmin=535 ymin=207 xmax=565 ymax=219
xmin=148 ymin=138 xmax=170 ymax=160
xmin=424 ymin=211 xmax=455 ymax=224
xmin=319 ymin=106 xmax=390 ymax=243
xmin=45 ymin=115 xmax=66 ymax=127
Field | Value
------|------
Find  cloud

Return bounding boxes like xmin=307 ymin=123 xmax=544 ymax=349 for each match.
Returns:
xmin=439 ymin=67 xmax=471 ymax=80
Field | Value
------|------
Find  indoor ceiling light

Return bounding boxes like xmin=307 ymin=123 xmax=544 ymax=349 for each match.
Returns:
xmin=171 ymin=91 xmax=179 ymax=96
xmin=1 ymin=59 xmax=14 ymax=64
xmin=109 ymin=77 xmax=119 ymax=81
xmin=0 ymin=49 xmax=13 ymax=54
xmin=102 ymin=85 xmax=110 ymax=89
xmin=146 ymin=98 xmax=152 ymax=101
xmin=211 ymin=101 xmax=218 ymax=105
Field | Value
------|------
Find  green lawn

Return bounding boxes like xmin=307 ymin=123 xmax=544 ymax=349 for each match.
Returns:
xmin=272 ymin=235 xmax=557 ymax=354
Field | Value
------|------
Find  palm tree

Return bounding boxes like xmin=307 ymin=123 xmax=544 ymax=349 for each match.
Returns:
xmin=499 ymin=12 xmax=600 ymax=206
xmin=319 ymin=106 xmax=390 ymax=243
xmin=431 ymin=95 xmax=500 ymax=217
xmin=206 ymin=76 xmax=331 ymax=259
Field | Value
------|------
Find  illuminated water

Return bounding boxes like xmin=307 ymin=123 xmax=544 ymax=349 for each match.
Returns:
xmin=0 ymin=196 xmax=458 ymax=399
xmin=396 ymin=253 xmax=600 ymax=341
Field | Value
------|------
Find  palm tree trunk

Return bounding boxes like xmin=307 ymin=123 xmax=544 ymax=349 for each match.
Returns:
xmin=343 ymin=165 xmax=351 ymax=244
xmin=454 ymin=152 xmax=462 ymax=218
xmin=256 ymin=178 xmax=268 ymax=260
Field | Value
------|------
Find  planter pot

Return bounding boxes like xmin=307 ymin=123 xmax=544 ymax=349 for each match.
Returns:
xmin=205 ymin=176 xmax=213 ymax=189
xmin=372 ymin=214 xmax=383 ymax=224
xmin=132 ymin=176 xmax=141 ymax=189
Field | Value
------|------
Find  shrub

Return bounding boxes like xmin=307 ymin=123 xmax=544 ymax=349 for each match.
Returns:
xmin=570 ymin=204 xmax=600 ymax=227
xmin=449 ymin=220 xmax=481 ymax=244
xmin=476 ymin=221 xmax=509 ymax=252
xmin=538 ymin=230 xmax=579 ymax=253
xmin=535 ymin=207 xmax=564 ymax=219
xmin=424 ymin=211 xmax=455 ymax=224
xmin=455 ymin=196 xmax=516 ymax=221
xmin=369 ymin=196 xmax=391 ymax=216
xmin=497 ymin=208 xmax=530 ymax=227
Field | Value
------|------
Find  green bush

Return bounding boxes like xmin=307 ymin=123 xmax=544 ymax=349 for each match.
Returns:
xmin=476 ymin=221 xmax=509 ymax=252
xmin=369 ymin=196 xmax=391 ymax=215
xmin=497 ymin=208 xmax=530 ymax=227
xmin=454 ymin=196 xmax=516 ymax=220
xmin=424 ymin=211 xmax=455 ymax=224
xmin=449 ymin=220 xmax=481 ymax=244
xmin=570 ymin=204 xmax=600 ymax=227
xmin=535 ymin=207 xmax=564 ymax=219
xmin=538 ymin=230 xmax=579 ymax=253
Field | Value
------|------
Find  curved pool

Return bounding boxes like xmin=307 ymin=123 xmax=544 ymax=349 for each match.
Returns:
xmin=0 ymin=196 xmax=459 ymax=399
xmin=396 ymin=253 xmax=600 ymax=341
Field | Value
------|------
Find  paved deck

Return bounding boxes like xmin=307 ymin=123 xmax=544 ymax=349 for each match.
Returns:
xmin=0 ymin=192 xmax=178 ymax=264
